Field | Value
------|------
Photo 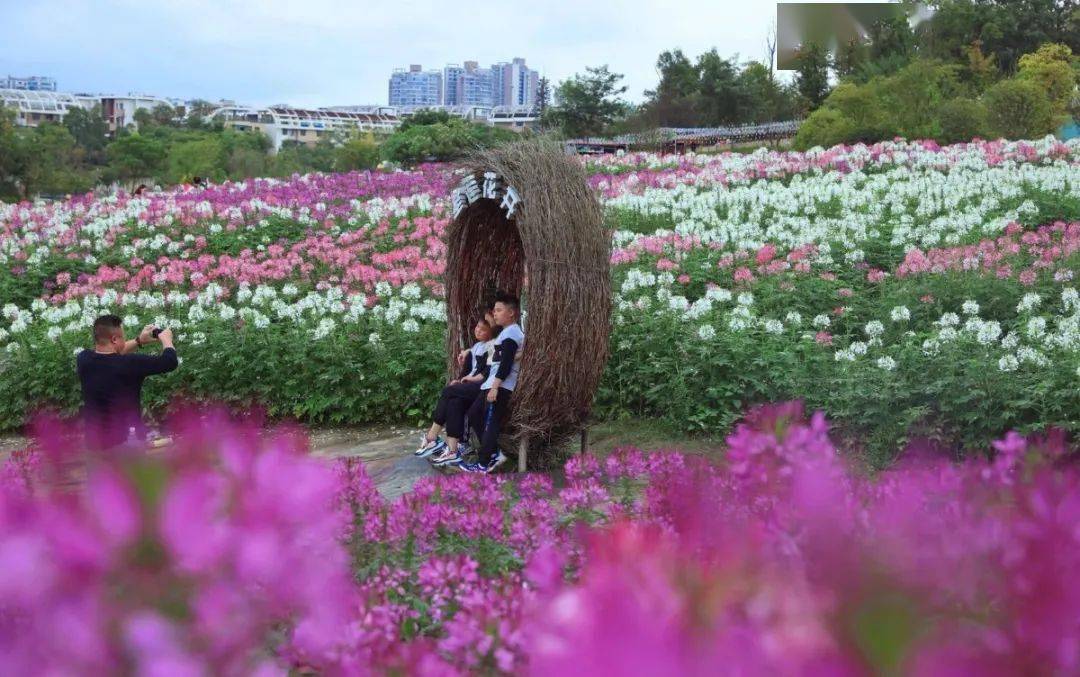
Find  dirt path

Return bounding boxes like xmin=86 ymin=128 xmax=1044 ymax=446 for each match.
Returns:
xmin=0 ymin=426 xmax=438 ymax=500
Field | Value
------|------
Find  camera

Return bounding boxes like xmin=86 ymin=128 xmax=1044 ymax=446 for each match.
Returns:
xmin=151 ymin=327 xmax=163 ymax=338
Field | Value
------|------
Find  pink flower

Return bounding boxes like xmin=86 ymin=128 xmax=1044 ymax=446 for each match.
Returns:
xmin=815 ymin=332 xmax=833 ymax=345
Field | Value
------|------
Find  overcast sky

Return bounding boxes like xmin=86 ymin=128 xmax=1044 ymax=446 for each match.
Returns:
xmin=2 ymin=0 xmax=789 ymax=107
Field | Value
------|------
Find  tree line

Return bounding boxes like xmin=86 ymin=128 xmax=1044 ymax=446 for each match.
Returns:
xmin=540 ymin=0 xmax=1078 ymax=142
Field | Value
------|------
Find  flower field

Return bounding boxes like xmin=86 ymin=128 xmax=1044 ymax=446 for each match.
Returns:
xmin=3 ymin=403 xmax=1079 ymax=673
xmin=1 ymin=137 xmax=1079 ymax=463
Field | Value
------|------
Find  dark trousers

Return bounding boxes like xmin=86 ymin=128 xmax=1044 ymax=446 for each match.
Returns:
xmin=432 ymin=382 xmax=481 ymax=439
xmin=467 ymin=388 xmax=512 ymax=465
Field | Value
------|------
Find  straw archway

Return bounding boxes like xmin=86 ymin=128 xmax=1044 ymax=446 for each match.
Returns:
xmin=445 ymin=139 xmax=611 ymax=468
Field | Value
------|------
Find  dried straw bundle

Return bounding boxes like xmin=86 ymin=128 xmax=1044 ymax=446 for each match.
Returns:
xmin=445 ymin=139 xmax=611 ymax=467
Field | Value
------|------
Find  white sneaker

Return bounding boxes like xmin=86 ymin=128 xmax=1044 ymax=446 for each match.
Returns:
xmin=413 ymin=436 xmax=446 ymax=457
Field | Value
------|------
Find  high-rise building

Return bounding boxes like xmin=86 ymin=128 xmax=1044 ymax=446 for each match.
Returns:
xmin=388 ymin=65 xmax=442 ymax=108
xmin=492 ymin=58 xmax=539 ymax=107
xmin=396 ymin=59 xmax=539 ymax=108
xmin=2 ymin=75 xmax=57 ymax=91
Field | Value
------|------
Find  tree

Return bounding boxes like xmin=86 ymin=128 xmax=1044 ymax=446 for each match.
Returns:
xmin=737 ymin=61 xmax=784 ymax=123
xmin=794 ymin=42 xmax=832 ymax=111
xmin=880 ymin=60 xmax=964 ymax=140
xmin=535 ymin=77 xmax=552 ymax=119
xmin=106 ymin=133 xmax=167 ymax=182
xmin=19 ymin=123 xmax=92 ymax=198
xmin=543 ymin=66 xmax=628 ymax=138
xmin=642 ymin=50 xmax=701 ymax=127
xmin=63 ymin=106 xmax=109 ymax=162
xmin=793 ymin=108 xmax=856 ymax=150
xmin=982 ymin=78 xmax=1055 ymax=140
xmin=398 ymin=109 xmax=452 ymax=132
xmin=167 ymin=136 xmax=225 ymax=184
xmin=0 ymin=107 xmax=25 ymax=199
xmin=963 ymin=39 xmax=998 ymax=92
xmin=696 ymin=50 xmax=745 ymax=125
xmin=921 ymin=0 xmax=1078 ymax=73
xmin=335 ymin=133 xmax=380 ymax=172
xmin=1017 ymin=43 xmax=1077 ymax=121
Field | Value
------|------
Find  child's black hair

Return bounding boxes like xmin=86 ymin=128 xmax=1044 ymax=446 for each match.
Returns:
xmin=494 ymin=292 xmax=520 ymax=313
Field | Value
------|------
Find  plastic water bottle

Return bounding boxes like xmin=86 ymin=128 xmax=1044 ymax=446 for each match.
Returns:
xmin=126 ymin=426 xmax=139 ymax=448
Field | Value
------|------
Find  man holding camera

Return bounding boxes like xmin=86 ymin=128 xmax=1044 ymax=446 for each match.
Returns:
xmin=77 ymin=314 xmax=178 ymax=449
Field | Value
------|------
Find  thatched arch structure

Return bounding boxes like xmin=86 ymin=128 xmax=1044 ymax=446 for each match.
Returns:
xmin=445 ymin=140 xmax=611 ymax=469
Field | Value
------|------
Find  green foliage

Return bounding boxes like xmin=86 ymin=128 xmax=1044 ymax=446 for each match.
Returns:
xmin=106 ymin=133 xmax=168 ymax=182
xmin=920 ymin=0 xmax=1078 ymax=73
xmin=63 ymin=106 xmax=109 ymax=161
xmin=381 ymin=116 xmax=514 ymax=165
xmin=793 ymin=108 xmax=856 ymax=150
xmin=166 ymin=136 xmax=226 ymax=184
xmin=335 ymin=133 xmax=380 ymax=172
xmin=983 ymin=78 xmax=1056 ymax=140
xmin=937 ymin=97 xmax=990 ymax=143
xmin=1017 ymin=43 xmax=1077 ymax=121
xmin=543 ymin=66 xmax=629 ymax=138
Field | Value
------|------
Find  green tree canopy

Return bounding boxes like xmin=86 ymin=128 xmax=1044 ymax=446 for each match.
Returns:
xmin=543 ymin=66 xmax=629 ymax=137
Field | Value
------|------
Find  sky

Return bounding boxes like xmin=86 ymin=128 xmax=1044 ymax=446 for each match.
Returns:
xmin=1 ymin=0 xmax=787 ymax=108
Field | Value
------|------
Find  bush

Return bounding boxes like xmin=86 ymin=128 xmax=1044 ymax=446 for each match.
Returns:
xmin=821 ymin=82 xmax=894 ymax=143
xmin=983 ymin=79 xmax=1056 ymax=140
xmin=335 ymin=133 xmax=380 ymax=172
xmin=793 ymin=108 xmax=856 ymax=150
xmin=937 ymin=97 xmax=990 ymax=144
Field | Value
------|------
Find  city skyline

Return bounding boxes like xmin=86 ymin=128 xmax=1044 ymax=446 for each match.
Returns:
xmin=1 ymin=0 xmax=782 ymax=109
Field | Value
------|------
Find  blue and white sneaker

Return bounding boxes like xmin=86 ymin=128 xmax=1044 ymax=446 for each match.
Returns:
xmin=457 ymin=461 xmax=487 ymax=473
xmin=413 ymin=436 xmax=446 ymax=458
xmin=485 ymin=451 xmax=508 ymax=474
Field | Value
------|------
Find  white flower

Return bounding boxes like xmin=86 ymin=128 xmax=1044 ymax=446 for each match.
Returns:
xmin=938 ymin=327 xmax=959 ymax=341
xmin=962 ymin=300 xmax=980 ymax=315
xmin=812 ymin=314 xmax=831 ymax=328
xmin=922 ymin=338 xmax=940 ymax=356
xmin=368 ymin=332 xmax=381 ymax=345
xmin=850 ymin=341 xmax=868 ymax=356
xmin=998 ymin=355 xmax=1019 ymax=372
xmin=889 ymin=306 xmax=910 ymax=322
xmin=876 ymin=356 xmax=897 ymax=371
xmin=697 ymin=324 xmax=716 ymax=340
xmin=705 ymin=287 xmax=732 ymax=303
xmin=402 ymin=319 xmax=420 ymax=333
xmin=864 ymin=321 xmax=885 ymax=338
xmin=219 ymin=305 xmax=237 ymax=321
xmin=1001 ymin=332 xmax=1020 ymax=350
xmin=72 ymin=347 xmax=82 ymax=356
xmin=47 ymin=327 xmax=61 ymax=341
xmin=728 ymin=315 xmax=750 ymax=332
xmin=764 ymin=319 xmax=784 ymax=334
xmin=1061 ymin=288 xmax=1078 ymax=312
xmin=834 ymin=349 xmax=856 ymax=362
xmin=1016 ymin=346 xmax=1048 ymax=366
xmin=785 ymin=311 xmax=802 ymax=326
xmin=976 ymin=321 xmax=1001 ymax=345
xmin=737 ymin=292 xmax=754 ymax=306
xmin=1016 ymin=293 xmax=1041 ymax=313
xmin=1026 ymin=317 xmax=1047 ymax=338
xmin=937 ymin=313 xmax=960 ymax=327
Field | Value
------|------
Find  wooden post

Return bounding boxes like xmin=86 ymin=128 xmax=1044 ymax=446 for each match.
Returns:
xmin=518 ymin=438 xmax=528 ymax=472
xmin=580 ymin=426 xmax=589 ymax=455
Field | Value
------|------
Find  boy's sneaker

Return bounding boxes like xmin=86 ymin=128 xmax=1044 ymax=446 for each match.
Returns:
xmin=457 ymin=461 xmax=487 ymax=473
xmin=485 ymin=451 xmax=508 ymax=474
xmin=413 ymin=436 xmax=446 ymax=458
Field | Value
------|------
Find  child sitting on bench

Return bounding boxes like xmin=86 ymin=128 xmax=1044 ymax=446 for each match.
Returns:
xmin=459 ymin=293 xmax=524 ymax=474
xmin=416 ymin=316 xmax=495 ymax=463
